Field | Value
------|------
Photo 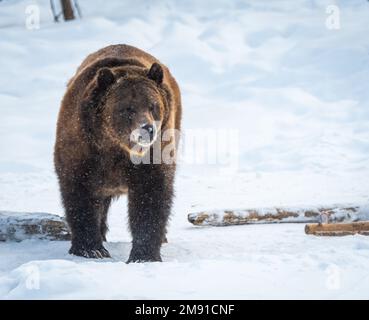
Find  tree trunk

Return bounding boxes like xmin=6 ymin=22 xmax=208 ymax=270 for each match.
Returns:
xmin=188 ymin=205 xmax=368 ymax=226
xmin=305 ymin=222 xmax=369 ymax=236
xmin=61 ymin=0 xmax=75 ymax=21
xmin=0 ymin=211 xmax=71 ymax=241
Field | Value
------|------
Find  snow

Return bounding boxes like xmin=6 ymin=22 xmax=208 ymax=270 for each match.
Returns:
xmin=1 ymin=225 xmax=369 ymax=299
xmin=0 ymin=0 xmax=369 ymax=299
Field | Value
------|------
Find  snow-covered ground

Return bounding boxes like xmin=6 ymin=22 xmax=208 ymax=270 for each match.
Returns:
xmin=0 ymin=0 xmax=369 ymax=299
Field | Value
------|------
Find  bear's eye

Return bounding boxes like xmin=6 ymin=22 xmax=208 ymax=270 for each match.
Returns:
xmin=126 ymin=106 xmax=135 ymax=113
xmin=149 ymin=103 xmax=158 ymax=112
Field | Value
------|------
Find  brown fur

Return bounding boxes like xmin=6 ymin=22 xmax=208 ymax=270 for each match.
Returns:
xmin=54 ymin=44 xmax=181 ymax=262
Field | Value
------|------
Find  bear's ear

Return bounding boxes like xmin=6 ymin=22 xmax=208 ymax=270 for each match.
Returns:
xmin=82 ymin=68 xmax=115 ymax=111
xmin=96 ymin=68 xmax=115 ymax=90
xmin=147 ymin=63 xmax=163 ymax=85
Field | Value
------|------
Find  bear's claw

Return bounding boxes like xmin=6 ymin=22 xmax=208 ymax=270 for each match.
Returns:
xmin=69 ymin=246 xmax=111 ymax=259
xmin=126 ymin=256 xmax=162 ymax=263
xmin=126 ymin=249 xmax=162 ymax=263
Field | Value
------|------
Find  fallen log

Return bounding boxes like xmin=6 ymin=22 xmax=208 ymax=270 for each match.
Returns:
xmin=305 ymin=222 xmax=369 ymax=236
xmin=188 ymin=205 xmax=369 ymax=226
xmin=0 ymin=211 xmax=71 ymax=241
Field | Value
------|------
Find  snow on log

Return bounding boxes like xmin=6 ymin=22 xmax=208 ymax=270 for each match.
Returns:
xmin=188 ymin=205 xmax=369 ymax=226
xmin=0 ymin=211 xmax=71 ymax=241
xmin=305 ymin=222 xmax=369 ymax=236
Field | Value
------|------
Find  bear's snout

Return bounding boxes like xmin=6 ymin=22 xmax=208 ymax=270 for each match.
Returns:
xmin=131 ymin=122 xmax=158 ymax=147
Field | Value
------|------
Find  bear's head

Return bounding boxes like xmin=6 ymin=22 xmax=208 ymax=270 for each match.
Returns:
xmin=82 ymin=63 xmax=167 ymax=156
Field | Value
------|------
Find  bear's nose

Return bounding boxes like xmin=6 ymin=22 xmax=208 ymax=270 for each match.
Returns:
xmin=131 ymin=122 xmax=158 ymax=147
xmin=141 ymin=123 xmax=155 ymax=141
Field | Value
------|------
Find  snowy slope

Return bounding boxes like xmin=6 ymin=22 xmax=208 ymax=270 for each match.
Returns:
xmin=0 ymin=0 xmax=369 ymax=299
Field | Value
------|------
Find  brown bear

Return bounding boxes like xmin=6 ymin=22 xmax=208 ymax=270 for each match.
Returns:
xmin=54 ymin=44 xmax=182 ymax=262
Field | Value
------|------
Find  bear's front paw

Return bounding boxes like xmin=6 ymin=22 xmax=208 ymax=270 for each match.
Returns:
xmin=127 ymin=246 xmax=162 ymax=263
xmin=69 ymin=245 xmax=111 ymax=259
